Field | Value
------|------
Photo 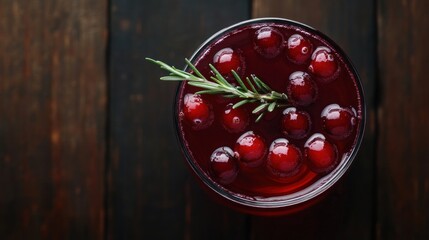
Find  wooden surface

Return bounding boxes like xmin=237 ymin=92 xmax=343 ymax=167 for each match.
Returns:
xmin=0 ymin=0 xmax=428 ymax=239
xmin=0 ymin=1 xmax=107 ymax=239
xmin=377 ymin=0 xmax=429 ymax=239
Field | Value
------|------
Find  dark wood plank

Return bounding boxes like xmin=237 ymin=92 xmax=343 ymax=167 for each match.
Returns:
xmin=0 ymin=0 xmax=107 ymax=239
xmin=377 ymin=0 xmax=429 ymax=238
xmin=107 ymin=0 xmax=249 ymax=239
xmin=251 ymin=0 xmax=376 ymax=239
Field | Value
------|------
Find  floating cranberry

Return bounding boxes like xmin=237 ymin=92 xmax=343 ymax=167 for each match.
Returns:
xmin=183 ymin=93 xmax=214 ymax=130
xmin=213 ymin=48 xmax=243 ymax=76
xmin=308 ymin=46 xmax=339 ymax=81
xmin=234 ymin=131 xmax=267 ymax=167
xmin=281 ymin=107 xmax=311 ymax=139
xmin=254 ymin=27 xmax=284 ymax=58
xmin=221 ymin=103 xmax=250 ymax=133
xmin=267 ymin=138 xmax=302 ymax=177
xmin=321 ymin=104 xmax=357 ymax=139
xmin=210 ymin=146 xmax=239 ymax=185
xmin=304 ymin=134 xmax=338 ymax=173
xmin=286 ymin=71 xmax=318 ymax=106
xmin=286 ymin=34 xmax=312 ymax=64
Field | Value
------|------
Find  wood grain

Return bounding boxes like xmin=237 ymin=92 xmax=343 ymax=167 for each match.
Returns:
xmin=377 ymin=0 xmax=429 ymax=238
xmin=252 ymin=0 xmax=377 ymax=239
xmin=107 ymin=0 xmax=250 ymax=239
xmin=0 ymin=0 xmax=107 ymax=239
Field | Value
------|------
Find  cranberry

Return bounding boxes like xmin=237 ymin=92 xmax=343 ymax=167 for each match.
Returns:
xmin=267 ymin=138 xmax=302 ymax=177
xmin=182 ymin=93 xmax=214 ymax=130
xmin=304 ymin=134 xmax=338 ymax=173
xmin=286 ymin=34 xmax=312 ymax=64
xmin=321 ymin=104 xmax=357 ymax=139
xmin=210 ymin=146 xmax=239 ymax=185
xmin=281 ymin=107 xmax=311 ymax=139
xmin=213 ymin=48 xmax=244 ymax=76
xmin=221 ymin=103 xmax=250 ymax=133
xmin=234 ymin=131 xmax=267 ymax=167
xmin=286 ymin=71 xmax=318 ymax=106
xmin=254 ymin=27 xmax=284 ymax=58
xmin=308 ymin=46 xmax=339 ymax=81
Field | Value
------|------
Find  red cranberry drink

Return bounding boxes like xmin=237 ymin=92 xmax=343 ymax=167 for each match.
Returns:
xmin=147 ymin=18 xmax=365 ymax=215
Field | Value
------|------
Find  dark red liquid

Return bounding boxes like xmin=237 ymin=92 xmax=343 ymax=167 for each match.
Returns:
xmin=176 ymin=21 xmax=363 ymax=202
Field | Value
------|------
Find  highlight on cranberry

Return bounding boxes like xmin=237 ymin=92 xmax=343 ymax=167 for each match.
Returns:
xmin=304 ymin=133 xmax=338 ymax=173
xmin=254 ymin=26 xmax=284 ymax=58
xmin=321 ymin=104 xmax=357 ymax=139
xmin=149 ymin=18 xmax=364 ymax=213
xmin=286 ymin=34 xmax=313 ymax=64
xmin=182 ymin=93 xmax=214 ymax=130
xmin=234 ymin=131 xmax=267 ymax=167
xmin=266 ymin=138 xmax=302 ymax=178
xmin=286 ymin=71 xmax=318 ymax=106
xmin=210 ymin=146 xmax=239 ymax=185
xmin=281 ymin=107 xmax=311 ymax=139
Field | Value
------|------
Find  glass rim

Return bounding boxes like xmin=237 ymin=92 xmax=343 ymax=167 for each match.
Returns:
xmin=174 ymin=17 xmax=366 ymax=209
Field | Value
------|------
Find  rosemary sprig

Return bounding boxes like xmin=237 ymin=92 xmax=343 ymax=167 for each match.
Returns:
xmin=146 ymin=58 xmax=289 ymax=121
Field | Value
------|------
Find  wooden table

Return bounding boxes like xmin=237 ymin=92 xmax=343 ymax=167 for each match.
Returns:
xmin=1 ymin=0 xmax=428 ymax=239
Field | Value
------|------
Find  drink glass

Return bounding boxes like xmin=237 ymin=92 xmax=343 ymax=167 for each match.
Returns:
xmin=174 ymin=18 xmax=365 ymax=216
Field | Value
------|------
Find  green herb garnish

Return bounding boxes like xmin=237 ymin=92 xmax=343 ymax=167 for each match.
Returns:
xmin=146 ymin=58 xmax=289 ymax=121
